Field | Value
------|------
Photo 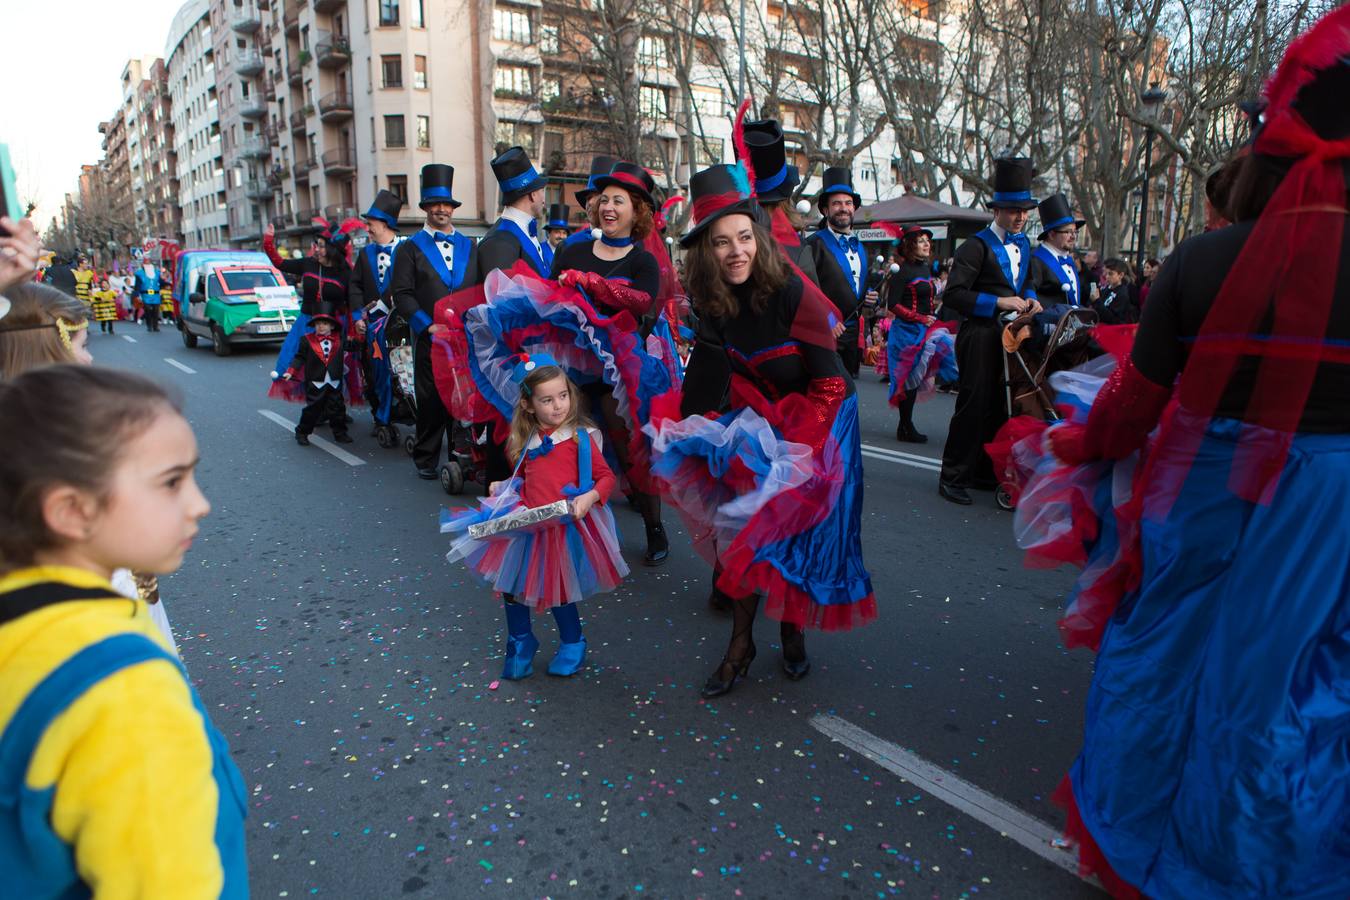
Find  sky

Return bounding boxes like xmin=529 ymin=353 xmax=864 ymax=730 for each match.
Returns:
xmin=3 ymin=0 xmax=190 ymax=229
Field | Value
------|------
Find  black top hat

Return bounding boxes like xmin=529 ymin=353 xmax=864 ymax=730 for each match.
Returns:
xmin=309 ymin=303 xmax=343 ymax=329
xmin=900 ymin=224 xmax=934 ymax=242
xmin=679 ymin=164 xmax=763 ymax=248
xmin=362 ymin=189 xmax=403 ymax=229
xmin=741 ymin=119 xmax=801 ymax=203
xmin=987 ymin=157 xmax=1038 ymax=209
xmin=419 ymin=164 xmax=461 ymax=209
xmin=491 ymin=146 xmax=550 ymax=206
xmin=545 ymin=203 xmax=571 ymax=230
xmin=816 ymin=166 xmax=862 ymax=212
xmin=590 ymin=161 xmax=657 ymax=211
xmin=575 ymin=154 xmax=621 ymax=207
xmin=1035 ymin=192 xmax=1085 ymax=241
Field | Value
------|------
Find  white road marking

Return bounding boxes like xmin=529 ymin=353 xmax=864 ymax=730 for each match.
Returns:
xmin=258 ymin=409 xmax=365 ymax=467
xmin=164 ymin=357 xmax=196 ymax=374
xmin=122 ymin=335 xmax=137 ymax=343
xmin=860 ymin=442 xmax=942 ymax=472
xmin=809 ymin=714 xmax=1096 ymax=886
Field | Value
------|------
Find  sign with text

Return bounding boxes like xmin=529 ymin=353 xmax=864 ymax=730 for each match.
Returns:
xmin=856 ymin=225 xmax=950 ymax=242
xmin=255 ymin=285 xmax=299 ymax=312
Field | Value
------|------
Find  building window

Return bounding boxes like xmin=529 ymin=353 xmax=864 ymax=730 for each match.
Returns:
xmin=638 ymin=35 xmax=668 ymax=69
xmin=691 ymin=85 xmax=723 ymax=120
xmin=539 ymin=22 xmax=560 ymax=54
xmin=381 ymin=55 xmax=402 ymax=87
xmin=494 ymin=64 xmax=532 ymax=98
xmin=639 ymin=85 xmax=668 ymax=119
xmin=416 ymin=115 xmax=430 ymax=148
xmin=540 ymin=76 xmax=561 ymax=103
xmin=379 ymin=0 xmax=398 ymax=26
xmin=494 ymin=119 xmax=536 ymax=158
xmin=410 ymin=0 xmax=423 ymax=27
xmin=388 ymin=175 xmax=408 ymax=205
xmin=414 ymin=55 xmax=427 ymax=89
xmin=384 ymin=114 xmax=406 ymax=148
xmin=493 ymin=7 xmax=532 ymax=43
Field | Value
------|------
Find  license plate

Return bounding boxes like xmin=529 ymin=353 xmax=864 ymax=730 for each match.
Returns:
xmin=257 ymin=322 xmax=286 ymax=334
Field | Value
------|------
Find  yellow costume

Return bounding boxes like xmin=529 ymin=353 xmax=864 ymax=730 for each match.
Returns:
xmin=73 ymin=269 xmax=94 ymax=305
xmin=90 ymin=289 xmax=119 ymax=323
xmin=0 ymin=566 xmax=247 ymax=898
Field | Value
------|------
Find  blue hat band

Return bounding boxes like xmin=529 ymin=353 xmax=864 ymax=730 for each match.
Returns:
xmin=992 ymin=190 xmax=1034 ymax=203
xmin=499 ymin=166 xmax=543 ymax=193
xmin=756 ymin=164 xmax=789 ymax=192
xmin=547 ymin=219 xmax=569 ymax=229
xmin=364 ymin=207 xmax=399 ymax=227
xmin=822 ymin=183 xmax=855 ymax=196
xmin=422 ymin=186 xmax=455 ymax=202
xmin=1041 ymin=214 xmax=1076 ymax=232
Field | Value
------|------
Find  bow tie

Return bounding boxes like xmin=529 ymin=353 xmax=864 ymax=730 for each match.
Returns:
xmin=374 ymin=244 xmax=392 ymax=254
xmin=433 ymin=232 xmax=454 ymax=244
xmin=527 ymin=220 xmax=539 ymax=238
xmin=1001 ymin=232 xmax=1023 ymax=246
xmin=836 ymin=233 xmax=859 ymax=253
xmin=525 ymin=435 xmax=554 ymax=460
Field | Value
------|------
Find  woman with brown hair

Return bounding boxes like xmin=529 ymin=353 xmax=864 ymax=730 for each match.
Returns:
xmin=550 ymin=161 xmax=671 ymax=565
xmin=647 ymin=164 xmax=876 ymax=698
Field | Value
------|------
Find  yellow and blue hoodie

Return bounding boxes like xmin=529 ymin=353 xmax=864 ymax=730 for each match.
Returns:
xmin=0 ymin=566 xmax=248 ymax=899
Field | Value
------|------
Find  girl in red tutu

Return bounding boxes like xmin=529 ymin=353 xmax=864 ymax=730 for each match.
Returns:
xmin=441 ymin=352 xmax=628 ymax=680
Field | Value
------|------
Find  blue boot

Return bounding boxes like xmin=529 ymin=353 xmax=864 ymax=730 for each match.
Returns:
xmin=547 ymin=603 xmax=586 ymax=676
xmin=501 ymin=599 xmax=538 ymax=680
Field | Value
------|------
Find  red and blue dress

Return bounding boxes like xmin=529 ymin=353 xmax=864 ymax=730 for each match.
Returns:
xmin=441 ymin=425 xmax=628 ymax=608
xmin=645 ymin=275 xmax=876 ymax=630
xmin=886 ymin=261 xmax=957 ymax=406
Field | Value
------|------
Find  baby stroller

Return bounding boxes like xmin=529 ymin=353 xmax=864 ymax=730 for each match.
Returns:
xmin=995 ymin=304 xmax=1100 ymax=510
xmin=390 ymin=324 xmax=484 ymax=495
xmin=366 ymin=311 xmax=416 ymax=450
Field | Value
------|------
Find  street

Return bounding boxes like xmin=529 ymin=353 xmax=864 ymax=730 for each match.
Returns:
xmin=99 ymin=326 xmax=1100 ymax=899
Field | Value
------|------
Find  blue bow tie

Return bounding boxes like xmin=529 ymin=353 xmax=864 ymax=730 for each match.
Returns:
xmin=1002 ymin=232 xmax=1022 ymax=246
xmin=525 ymin=435 xmax=554 ymax=460
xmin=374 ymin=244 xmax=392 ymax=254
xmin=433 ymin=232 xmax=454 ymax=244
xmin=527 ymin=220 xmax=539 ymax=238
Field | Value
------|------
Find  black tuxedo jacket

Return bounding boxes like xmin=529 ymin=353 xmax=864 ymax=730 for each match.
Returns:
xmin=472 ymin=221 xmax=550 ymax=284
xmin=391 ymin=231 xmax=477 ymax=339
xmin=803 ymin=233 xmax=863 ymax=347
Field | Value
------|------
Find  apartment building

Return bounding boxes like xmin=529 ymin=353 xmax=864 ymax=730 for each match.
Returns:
xmin=133 ymin=59 xmax=183 ymax=241
xmin=167 ymin=0 xmax=230 ymax=247
xmin=212 ymin=0 xmax=276 ymax=247
xmin=96 ymin=110 xmax=134 ymax=229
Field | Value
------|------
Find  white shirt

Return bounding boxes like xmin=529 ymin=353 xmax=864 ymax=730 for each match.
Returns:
xmin=1039 ymin=241 xmax=1080 ymax=305
xmin=424 ymin=224 xmax=455 ymax=271
xmin=989 ymin=223 xmax=1022 ymax=282
xmin=830 ymin=228 xmax=862 ymax=291
xmin=501 ymin=206 xmax=544 ymax=257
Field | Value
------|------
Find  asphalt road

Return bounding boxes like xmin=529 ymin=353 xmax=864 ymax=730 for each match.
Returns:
xmin=95 ymin=324 xmax=1100 ymax=899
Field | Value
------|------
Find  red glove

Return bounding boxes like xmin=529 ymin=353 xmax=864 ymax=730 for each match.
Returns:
xmin=1049 ymin=356 xmax=1171 ymax=464
xmin=800 ymin=376 xmax=848 ymax=453
xmin=262 ymin=229 xmax=284 ymax=269
xmin=565 ymin=270 xmax=653 ymax=317
xmin=892 ymin=304 xmax=929 ymax=325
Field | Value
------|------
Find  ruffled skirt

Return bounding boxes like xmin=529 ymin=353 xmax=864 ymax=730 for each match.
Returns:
xmin=886 ymin=319 xmax=957 ymax=406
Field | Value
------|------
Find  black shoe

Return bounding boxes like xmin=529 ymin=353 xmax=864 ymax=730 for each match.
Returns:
xmin=416 ymin=467 xmax=438 ymax=480
xmin=780 ymin=623 xmax=811 ymax=681
xmin=896 ymin=422 xmax=929 ymax=444
xmin=643 ymin=523 xmax=669 ymax=566
xmin=295 ymin=431 xmax=311 ymax=446
xmin=938 ymin=480 xmax=973 ymax=505
xmin=333 ymin=433 xmax=354 ymax=444
xmin=701 ymin=641 xmax=756 ymax=699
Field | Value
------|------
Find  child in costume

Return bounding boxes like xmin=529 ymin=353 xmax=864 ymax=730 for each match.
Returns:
xmin=0 ymin=365 xmax=246 ymax=898
xmin=91 ymin=277 xmax=119 ymax=333
xmin=276 ymin=307 xmax=358 ymax=446
xmin=441 ymin=352 xmax=628 ymax=680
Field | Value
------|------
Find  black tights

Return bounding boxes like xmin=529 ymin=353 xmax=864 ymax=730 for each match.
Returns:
xmin=590 ymin=387 xmax=663 ymax=530
xmin=897 ymin=391 xmax=918 ymax=429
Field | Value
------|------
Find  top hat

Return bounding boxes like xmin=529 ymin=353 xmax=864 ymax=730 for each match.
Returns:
xmin=741 ymin=119 xmax=801 ymax=203
xmin=679 ymin=164 xmax=762 ymax=248
xmin=491 ymin=146 xmax=550 ymax=206
xmin=900 ymin=224 xmax=934 ymax=242
xmin=590 ymin=161 xmax=657 ymax=211
xmin=816 ymin=166 xmax=862 ymax=212
xmin=545 ymin=203 xmax=571 ymax=230
xmin=575 ymin=154 xmax=621 ymax=207
xmin=1036 ymin=192 xmax=1085 ymax=241
xmin=308 ymin=303 xmax=343 ymax=329
xmin=987 ymin=157 xmax=1038 ymax=209
xmin=362 ymin=189 xmax=404 ymax=229
xmin=419 ymin=164 xmax=461 ymax=209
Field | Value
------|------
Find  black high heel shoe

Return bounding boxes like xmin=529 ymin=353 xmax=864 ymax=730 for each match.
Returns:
xmin=780 ymin=623 xmax=811 ymax=681
xmin=643 ymin=522 xmax=669 ymax=566
xmin=700 ymin=641 xmax=756 ymax=699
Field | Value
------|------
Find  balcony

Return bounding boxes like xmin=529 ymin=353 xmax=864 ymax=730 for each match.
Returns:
xmin=271 ymin=213 xmax=294 ymax=231
xmin=263 ymin=76 xmax=277 ymax=101
xmin=289 ymin=109 xmax=307 ymax=132
xmin=313 ymin=0 xmax=345 ymax=11
xmin=244 ymin=179 xmax=273 ymax=200
xmin=230 ymin=6 xmax=262 ymax=31
xmin=293 ymin=208 xmax=320 ymax=232
xmin=323 ymin=204 xmax=358 ymax=221
xmin=240 ymin=136 xmax=270 ymax=159
xmin=321 ymin=147 xmax=356 ymax=174
xmin=317 ymin=91 xmax=352 ymax=122
xmin=283 ymin=2 xmax=299 ymax=34
xmin=286 ymin=57 xmax=303 ymax=85
xmin=314 ymin=32 xmax=350 ymax=69
xmin=295 ymin=157 xmax=317 ymax=182
xmin=240 ymin=97 xmax=268 ymax=119
xmin=236 ymin=50 xmax=265 ymax=77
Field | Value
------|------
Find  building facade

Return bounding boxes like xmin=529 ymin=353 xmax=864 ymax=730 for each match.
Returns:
xmin=212 ymin=0 xmax=276 ymax=247
xmin=167 ymin=0 xmax=229 ymax=248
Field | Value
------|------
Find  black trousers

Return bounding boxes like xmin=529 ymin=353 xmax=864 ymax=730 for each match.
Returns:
xmin=837 ymin=318 xmax=861 ymax=377
xmin=412 ymin=335 xmax=451 ymax=470
xmin=939 ymin=321 xmax=1005 ymax=487
xmin=143 ymin=305 xmax=161 ymax=331
xmin=298 ymin=386 xmax=348 ymax=436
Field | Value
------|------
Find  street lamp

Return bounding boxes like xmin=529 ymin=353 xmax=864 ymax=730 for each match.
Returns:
xmin=1135 ymin=81 xmax=1167 ymax=273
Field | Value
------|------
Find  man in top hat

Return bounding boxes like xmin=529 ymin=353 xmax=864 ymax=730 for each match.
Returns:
xmin=562 ymin=154 xmax=620 ymax=248
xmin=937 ymin=156 xmax=1042 ymax=505
xmin=804 ymin=166 xmax=877 ymax=377
xmin=473 ymin=146 xmax=553 ymax=282
xmin=392 ymin=163 xmax=478 ymax=479
xmin=741 ymin=119 xmax=817 ymax=283
xmin=1029 ymin=192 xmax=1087 ymax=308
xmin=544 ymin=204 xmax=571 ymax=250
xmin=350 ymin=189 xmax=406 ymax=321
